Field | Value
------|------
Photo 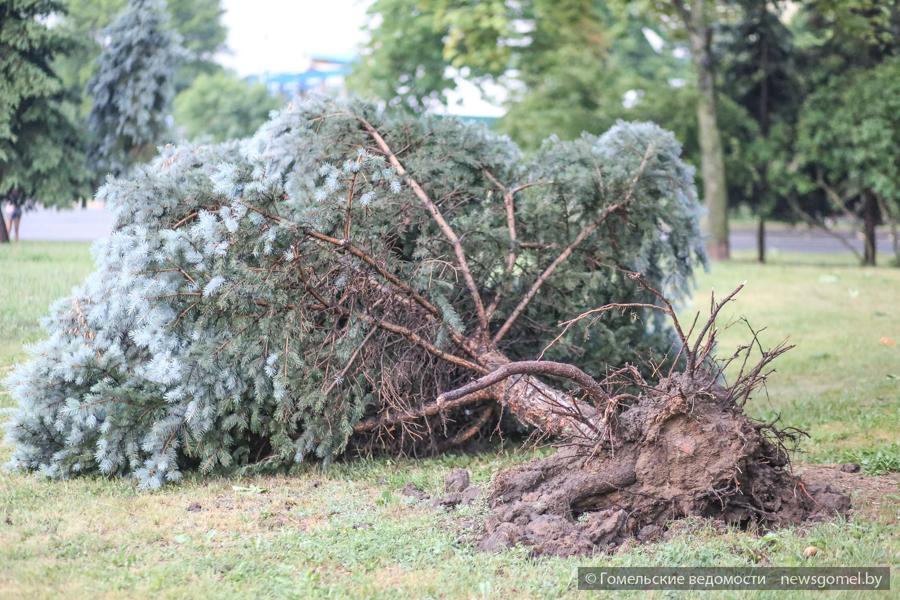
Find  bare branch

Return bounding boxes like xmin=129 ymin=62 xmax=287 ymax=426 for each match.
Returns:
xmin=540 ymin=301 xmax=663 ymax=360
xmin=237 ymin=198 xmax=480 ymax=359
xmin=323 ymin=327 xmax=378 ymax=396
xmin=304 ymin=229 xmax=479 ymax=358
xmin=318 ymin=296 xmax=487 ymax=374
xmin=438 ymin=360 xmax=607 ymax=405
xmin=483 ymin=169 xmax=545 ymax=320
xmin=353 ymin=388 xmax=494 ymax=433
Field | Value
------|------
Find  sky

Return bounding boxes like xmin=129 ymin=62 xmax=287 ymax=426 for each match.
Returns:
xmin=217 ymin=0 xmax=504 ymax=116
xmin=218 ymin=0 xmax=370 ymax=75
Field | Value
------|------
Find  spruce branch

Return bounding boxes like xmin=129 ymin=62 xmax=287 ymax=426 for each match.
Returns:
xmin=357 ymin=115 xmax=490 ymax=336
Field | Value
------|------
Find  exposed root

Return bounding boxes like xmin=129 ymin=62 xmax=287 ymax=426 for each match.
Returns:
xmin=477 ymin=277 xmax=850 ymax=556
xmin=479 ymin=382 xmax=850 ymax=556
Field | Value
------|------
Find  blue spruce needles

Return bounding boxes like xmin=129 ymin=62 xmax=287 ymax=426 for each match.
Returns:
xmin=6 ymin=98 xmax=705 ymax=488
xmin=87 ymin=0 xmax=182 ymax=177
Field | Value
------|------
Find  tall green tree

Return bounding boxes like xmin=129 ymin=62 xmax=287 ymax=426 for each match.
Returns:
xmin=0 ymin=0 xmax=90 ymax=242
xmin=86 ymin=0 xmax=182 ymax=177
xmin=173 ymin=71 xmax=280 ymax=142
xmin=498 ymin=1 xmax=689 ymax=149
xmin=790 ymin=0 xmax=899 ymax=266
xmin=625 ymin=1 xmax=734 ymax=259
xmin=54 ymin=0 xmax=226 ymax=122
xmin=718 ymin=0 xmax=800 ymax=262
xmin=353 ymin=0 xmax=735 ymax=258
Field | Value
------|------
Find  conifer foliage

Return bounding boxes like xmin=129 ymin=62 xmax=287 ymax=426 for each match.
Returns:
xmin=0 ymin=0 xmax=90 ymax=228
xmin=86 ymin=0 xmax=182 ymax=176
xmin=6 ymin=99 xmax=705 ymax=488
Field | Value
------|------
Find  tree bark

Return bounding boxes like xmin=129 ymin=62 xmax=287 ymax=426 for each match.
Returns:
xmin=686 ymin=0 xmax=729 ymax=260
xmin=756 ymin=215 xmax=766 ymax=263
xmin=358 ymin=350 xmax=602 ymax=441
xmin=756 ymin=26 xmax=769 ymax=266
xmin=459 ymin=352 xmax=601 ymax=439
xmin=0 ymin=209 xmax=9 ymax=243
xmin=862 ymin=191 xmax=878 ymax=266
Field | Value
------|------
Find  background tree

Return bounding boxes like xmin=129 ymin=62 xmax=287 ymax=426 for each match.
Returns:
xmin=55 ymin=0 xmax=226 ymax=111
xmin=789 ymin=0 xmax=899 ymax=265
xmin=0 ymin=0 xmax=90 ymax=242
xmin=86 ymin=0 xmax=183 ymax=177
xmin=349 ymin=0 xmax=468 ymax=111
xmin=627 ymin=1 xmax=734 ymax=260
xmin=173 ymin=71 xmax=280 ymax=142
xmin=497 ymin=1 xmax=689 ymax=149
xmin=354 ymin=0 xmax=734 ymax=259
xmin=166 ymin=0 xmax=227 ymax=87
xmin=795 ymin=58 xmax=900 ymax=266
xmin=718 ymin=0 xmax=800 ymax=262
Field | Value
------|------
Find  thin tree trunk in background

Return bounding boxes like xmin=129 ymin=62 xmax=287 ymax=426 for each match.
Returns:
xmin=874 ymin=194 xmax=899 ymax=265
xmin=862 ymin=191 xmax=878 ymax=266
xmin=686 ymin=0 xmax=730 ymax=260
xmin=890 ymin=218 xmax=899 ymax=265
xmin=756 ymin=27 xmax=769 ymax=265
xmin=0 ymin=209 xmax=9 ymax=243
xmin=757 ymin=215 xmax=766 ymax=263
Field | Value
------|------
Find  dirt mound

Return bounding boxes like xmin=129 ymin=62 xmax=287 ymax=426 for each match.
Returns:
xmin=795 ymin=464 xmax=898 ymax=522
xmin=478 ymin=379 xmax=852 ymax=556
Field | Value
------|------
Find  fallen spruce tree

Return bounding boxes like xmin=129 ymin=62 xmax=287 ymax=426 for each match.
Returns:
xmin=5 ymin=98 xmax=848 ymax=552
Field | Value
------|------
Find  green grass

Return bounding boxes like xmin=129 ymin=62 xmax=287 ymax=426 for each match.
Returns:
xmin=0 ymin=242 xmax=897 ymax=599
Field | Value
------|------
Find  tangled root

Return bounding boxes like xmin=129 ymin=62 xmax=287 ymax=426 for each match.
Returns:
xmin=480 ymin=377 xmax=850 ymax=556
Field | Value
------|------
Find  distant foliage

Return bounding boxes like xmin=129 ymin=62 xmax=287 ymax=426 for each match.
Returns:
xmin=6 ymin=99 xmax=704 ymax=488
xmin=86 ymin=0 xmax=182 ymax=176
xmin=174 ymin=72 xmax=281 ymax=142
xmin=0 ymin=0 xmax=90 ymax=205
xmin=55 ymin=0 xmax=227 ymax=122
xmin=796 ymin=57 xmax=900 ymax=211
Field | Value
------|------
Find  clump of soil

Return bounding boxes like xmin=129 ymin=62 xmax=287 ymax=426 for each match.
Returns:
xmin=478 ymin=374 xmax=852 ymax=556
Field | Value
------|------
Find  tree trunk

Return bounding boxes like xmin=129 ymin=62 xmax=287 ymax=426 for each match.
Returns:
xmin=477 ymin=352 xmax=600 ymax=439
xmin=356 ymin=350 xmax=601 ymax=440
xmin=873 ymin=194 xmax=899 ymax=265
xmin=687 ymin=0 xmax=729 ymax=260
xmin=757 ymin=215 xmax=766 ymax=263
xmin=862 ymin=191 xmax=878 ymax=266
xmin=892 ymin=220 xmax=899 ymax=265
xmin=756 ymin=27 xmax=769 ymax=266
xmin=0 ymin=209 xmax=9 ymax=243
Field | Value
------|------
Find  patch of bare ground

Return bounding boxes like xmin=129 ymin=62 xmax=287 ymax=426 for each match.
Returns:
xmin=795 ymin=464 xmax=899 ymax=522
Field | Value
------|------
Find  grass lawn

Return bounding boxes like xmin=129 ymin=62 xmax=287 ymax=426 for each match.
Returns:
xmin=0 ymin=242 xmax=897 ymax=599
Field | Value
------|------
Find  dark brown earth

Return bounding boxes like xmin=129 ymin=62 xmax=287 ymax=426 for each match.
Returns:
xmin=468 ymin=383 xmax=864 ymax=557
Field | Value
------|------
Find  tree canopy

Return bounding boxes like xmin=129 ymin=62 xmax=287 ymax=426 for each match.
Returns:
xmin=173 ymin=71 xmax=280 ymax=142
xmin=56 ymin=0 xmax=227 ymax=105
xmin=86 ymin=0 xmax=183 ymax=176
xmin=0 ymin=0 xmax=90 ymax=213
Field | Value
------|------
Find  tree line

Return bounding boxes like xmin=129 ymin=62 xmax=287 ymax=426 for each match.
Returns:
xmin=349 ymin=0 xmax=899 ymax=265
xmin=0 ymin=0 xmax=278 ymax=242
xmin=2 ymin=0 xmax=897 ymax=264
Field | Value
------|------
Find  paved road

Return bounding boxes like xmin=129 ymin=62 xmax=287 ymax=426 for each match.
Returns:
xmin=730 ymin=227 xmax=893 ymax=255
xmin=9 ymin=205 xmax=115 ymax=242
xmin=4 ymin=205 xmax=895 ymax=255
